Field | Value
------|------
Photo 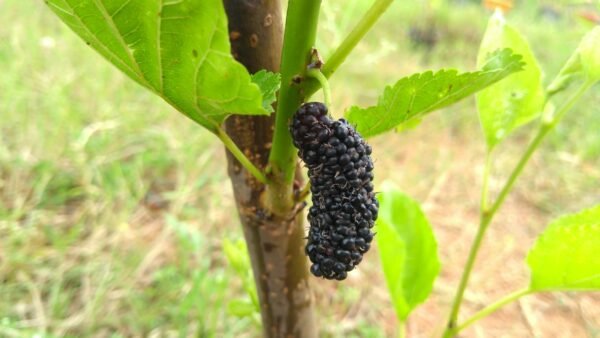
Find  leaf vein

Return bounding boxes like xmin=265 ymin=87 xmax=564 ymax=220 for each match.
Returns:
xmin=91 ymin=0 xmax=151 ymax=89
xmin=46 ymin=1 xmax=73 ymax=17
xmin=194 ymin=18 xmax=219 ymax=112
xmin=109 ymin=0 xmax=132 ymax=18
xmin=157 ymin=0 xmax=164 ymax=93
xmin=56 ymin=1 xmax=141 ymax=83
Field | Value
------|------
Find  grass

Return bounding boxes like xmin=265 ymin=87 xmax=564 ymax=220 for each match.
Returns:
xmin=1 ymin=2 xmax=246 ymax=336
xmin=1 ymin=1 xmax=599 ymax=337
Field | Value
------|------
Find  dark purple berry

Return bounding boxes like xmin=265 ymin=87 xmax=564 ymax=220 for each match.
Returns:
xmin=290 ymin=102 xmax=377 ymax=281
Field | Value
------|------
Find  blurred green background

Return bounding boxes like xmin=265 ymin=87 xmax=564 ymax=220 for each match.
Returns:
xmin=1 ymin=0 xmax=599 ymax=337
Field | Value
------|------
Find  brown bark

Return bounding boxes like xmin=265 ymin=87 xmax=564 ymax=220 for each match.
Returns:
xmin=222 ymin=1 xmax=317 ymax=337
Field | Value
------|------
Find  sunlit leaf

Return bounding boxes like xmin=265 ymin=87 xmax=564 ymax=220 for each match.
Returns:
xmin=548 ymin=27 xmax=600 ymax=96
xmin=227 ymin=298 xmax=258 ymax=318
xmin=344 ymin=49 xmax=523 ymax=138
xmin=477 ymin=11 xmax=545 ymax=149
xmin=579 ymin=26 xmax=600 ymax=82
xmin=251 ymin=70 xmax=280 ymax=113
xmin=222 ymin=238 xmax=259 ymax=307
xmin=46 ymin=0 xmax=268 ymax=133
xmin=547 ymin=50 xmax=584 ymax=96
xmin=527 ymin=204 xmax=600 ymax=291
xmin=547 ymin=27 xmax=600 ymax=95
xmin=223 ymin=238 xmax=251 ymax=277
xmin=395 ymin=117 xmax=422 ymax=133
xmin=376 ymin=183 xmax=441 ymax=321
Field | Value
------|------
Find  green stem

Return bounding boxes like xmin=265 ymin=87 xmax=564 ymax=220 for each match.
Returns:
xmin=306 ymin=68 xmax=332 ymax=107
xmin=217 ymin=128 xmax=269 ymax=184
xmin=442 ymin=127 xmax=551 ymax=338
xmin=456 ymin=288 xmax=531 ymax=333
xmin=442 ymin=212 xmax=490 ymax=338
xmin=488 ymin=127 xmax=550 ymax=216
xmin=442 ymin=81 xmax=593 ymax=338
xmin=267 ymin=0 xmax=322 ymax=210
xmin=547 ymin=80 xmax=594 ymax=127
xmin=480 ymin=151 xmax=492 ymax=212
xmin=303 ymin=0 xmax=394 ymax=97
xmin=397 ymin=321 xmax=406 ymax=338
xmin=488 ymin=80 xmax=592 ymax=220
xmin=321 ymin=0 xmax=394 ymax=78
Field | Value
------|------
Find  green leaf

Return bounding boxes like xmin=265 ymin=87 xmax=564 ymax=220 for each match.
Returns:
xmin=251 ymin=70 xmax=280 ymax=113
xmin=223 ymin=238 xmax=259 ymax=307
xmin=547 ymin=50 xmax=584 ymax=96
xmin=548 ymin=27 xmax=600 ymax=96
xmin=46 ymin=0 xmax=268 ymax=133
xmin=578 ymin=26 xmax=600 ymax=83
xmin=476 ymin=12 xmax=546 ymax=149
xmin=344 ymin=49 xmax=523 ymax=138
xmin=227 ymin=298 xmax=258 ymax=318
xmin=223 ymin=238 xmax=251 ymax=277
xmin=376 ymin=183 xmax=441 ymax=321
xmin=527 ymin=204 xmax=600 ymax=291
xmin=395 ymin=117 xmax=422 ymax=133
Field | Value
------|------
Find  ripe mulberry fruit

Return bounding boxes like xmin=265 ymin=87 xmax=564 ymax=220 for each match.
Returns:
xmin=290 ymin=102 xmax=378 ymax=280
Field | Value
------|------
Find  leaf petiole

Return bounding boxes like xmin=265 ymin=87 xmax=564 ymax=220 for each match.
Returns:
xmin=544 ymin=79 xmax=594 ymax=127
xmin=480 ymin=151 xmax=492 ymax=212
xmin=217 ymin=128 xmax=269 ymax=184
xmin=455 ymin=288 xmax=531 ymax=334
xmin=398 ymin=321 xmax=407 ymax=338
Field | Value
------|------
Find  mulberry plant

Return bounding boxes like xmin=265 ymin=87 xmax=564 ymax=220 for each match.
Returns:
xmin=290 ymin=102 xmax=378 ymax=280
xmin=45 ymin=0 xmax=600 ymax=336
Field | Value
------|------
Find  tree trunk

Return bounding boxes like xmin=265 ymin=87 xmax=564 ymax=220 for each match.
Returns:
xmin=222 ymin=1 xmax=317 ymax=337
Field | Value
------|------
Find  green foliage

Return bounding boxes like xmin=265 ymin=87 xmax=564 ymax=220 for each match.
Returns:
xmin=251 ymin=70 xmax=281 ymax=113
xmin=376 ymin=183 xmax=440 ymax=321
xmin=223 ymin=238 xmax=251 ymax=276
xmin=345 ymin=49 xmax=523 ymax=138
xmin=10 ymin=0 xmax=599 ymax=335
xmin=45 ymin=0 xmax=268 ymax=133
xmin=547 ymin=27 xmax=600 ymax=96
xmin=476 ymin=12 xmax=545 ymax=149
xmin=527 ymin=205 xmax=600 ymax=291
xmin=227 ymin=298 xmax=258 ymax=317
xmin=223 ymin=238 xmax=260 ymax=319
xmin=547 ymin=50 xmax=584 ymax=97
xmin=578 ymin=26 xmax=600 ymax=83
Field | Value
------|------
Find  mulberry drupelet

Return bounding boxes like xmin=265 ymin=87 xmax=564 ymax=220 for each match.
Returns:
xmin=290 ymin=102 xmax=378 ymax=280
